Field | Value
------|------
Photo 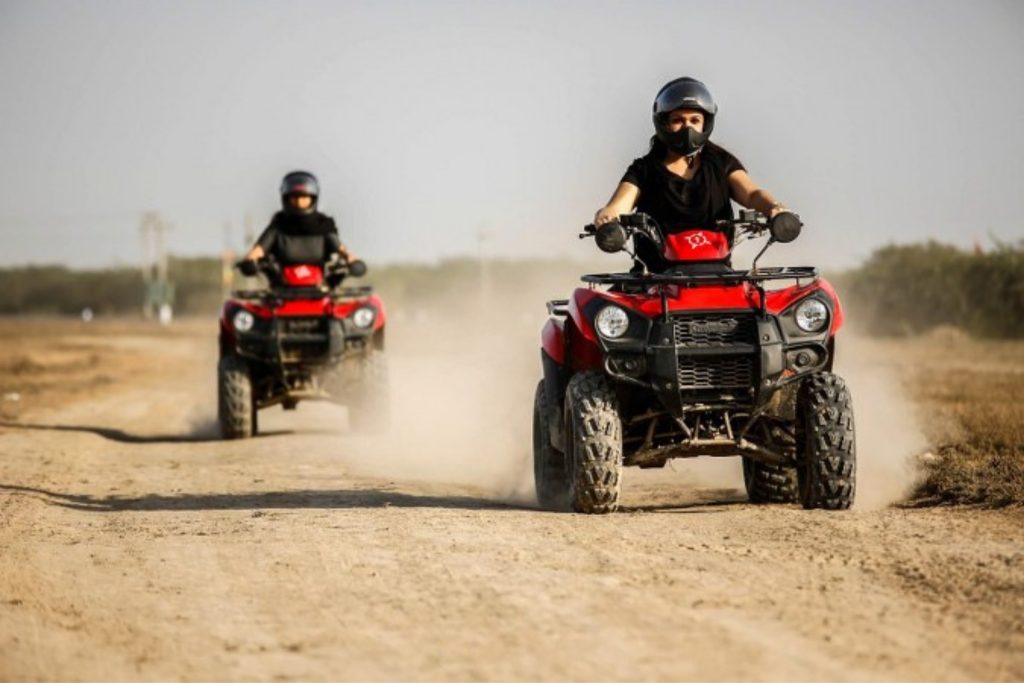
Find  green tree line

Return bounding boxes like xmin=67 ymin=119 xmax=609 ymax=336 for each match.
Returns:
xmin=2 ymin=241 xmax=1022 ymax=337
xmin=835 ymin=240 xmax=1024 ymax=338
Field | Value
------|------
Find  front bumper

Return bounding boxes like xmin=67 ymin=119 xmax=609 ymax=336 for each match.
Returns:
xmin=599 ymin=309 xmax=831 ymax=414
xmin=235 ymin=315 xmax=374 ymax=366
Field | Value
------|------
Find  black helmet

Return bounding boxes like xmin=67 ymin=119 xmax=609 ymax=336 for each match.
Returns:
xmin=280 ymin=170 xmax=319 ymax=215
xmin=652 ymin=77 xmax=718 ymax=158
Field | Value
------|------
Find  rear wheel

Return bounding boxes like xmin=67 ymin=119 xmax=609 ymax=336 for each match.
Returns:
xmin=742 ymin=458 xmax=798 ymax=503
xmin=564 ymin=372 xmax=623 ymax=514
xmin=218 ymin=354 xmax=255 ymax=439
xmin=348 ymin=351 xmax=390 ymax=433
xmin=796 ymin=372 xmax=856 ymax=509
xmin=533 ymin=381 xmax=569 ymax=511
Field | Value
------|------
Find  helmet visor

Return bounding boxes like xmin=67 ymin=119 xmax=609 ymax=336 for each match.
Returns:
xmin=653 ymin=78 xmax=717 ymax=118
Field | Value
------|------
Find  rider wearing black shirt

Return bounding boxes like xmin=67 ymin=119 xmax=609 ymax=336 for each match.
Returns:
xmin=595 ymin=77 xmax=794 ymax=268
xmin=621 ymin=142 xmax=745 ymax=235
xmin=243 ymin=171 xmax=356 ymax=267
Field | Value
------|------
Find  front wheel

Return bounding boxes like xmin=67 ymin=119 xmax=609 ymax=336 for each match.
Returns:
xmin=796 ymin=372 xmax=856 ymax=510
xmin=564 ymin=372 xmax=623 ymax=514
xmin=218 ymin=354 xmax=255 ymax=439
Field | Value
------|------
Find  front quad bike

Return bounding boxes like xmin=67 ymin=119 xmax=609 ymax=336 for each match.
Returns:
xmin=218 ymin=257 xmax=389 ymax=439
xmin=535 ymin=210 xmax=855 ymax=513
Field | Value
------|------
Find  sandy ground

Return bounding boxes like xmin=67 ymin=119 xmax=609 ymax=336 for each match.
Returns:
xmin=1 ymin=317 xmax=1023 ymax=682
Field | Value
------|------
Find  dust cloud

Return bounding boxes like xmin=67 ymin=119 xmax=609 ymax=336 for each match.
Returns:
xmin=835 ymin=334 xmax=927 ymax=510
xmin=325 ymin=273 xmax=571 ymax=505
xmin=349 ymin=314 xmax=541 ymax=504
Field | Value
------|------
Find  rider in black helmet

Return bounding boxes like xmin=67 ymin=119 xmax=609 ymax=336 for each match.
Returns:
xmin=242 ymin=170 xmax=357 ymax=267
xmin=595 ymin=77 xmax=793 ymax=267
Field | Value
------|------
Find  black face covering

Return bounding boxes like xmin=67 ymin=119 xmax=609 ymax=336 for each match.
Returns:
xmin=660 ymin=126 xmax=709 ymax=157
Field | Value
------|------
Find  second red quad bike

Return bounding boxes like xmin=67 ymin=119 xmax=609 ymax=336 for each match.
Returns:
xmin=535 ymin=211 xmax=855 ymax=513
xmin=218 ymin=257 xmax=388 ymax=438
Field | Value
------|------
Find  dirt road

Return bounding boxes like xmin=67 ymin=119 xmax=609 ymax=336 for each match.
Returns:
xmin=1 ymin=319 xmax=1022 ymax=682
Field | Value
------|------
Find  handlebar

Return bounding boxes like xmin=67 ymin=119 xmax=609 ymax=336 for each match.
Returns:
xmin=583 ymin=209 xmax=800 ymax=248
xmin=234 ymin=256 xmax=369 ymax=283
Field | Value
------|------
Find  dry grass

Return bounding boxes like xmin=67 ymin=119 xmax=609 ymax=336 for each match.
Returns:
xmin=893 ymin=328 xmax=1024 ymax=506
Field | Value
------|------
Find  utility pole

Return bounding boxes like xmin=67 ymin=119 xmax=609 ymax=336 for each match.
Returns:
xmin=139 ymin=211 xmax=174 ymax=322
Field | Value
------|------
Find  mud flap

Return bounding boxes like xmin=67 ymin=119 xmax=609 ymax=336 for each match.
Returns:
xmin=756 ymin=317 xmax=785 ymax=402
xmin=541 ymin=349 xmax=567 ymax=452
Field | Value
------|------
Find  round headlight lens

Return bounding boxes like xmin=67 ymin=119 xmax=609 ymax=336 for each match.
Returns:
xmin=352 ymin=307 xmax=375 ymax=329
xmin=595 ymin=305 xmax=630 ymax=339
xmin=232 ymin=309 xmax=254 ymax=332
xmin=795 ymin=299 xmax=828 ymax=332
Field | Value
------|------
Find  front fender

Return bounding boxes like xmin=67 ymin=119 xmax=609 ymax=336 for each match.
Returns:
xmin=541 ymin=318 xmax=565 ymax=364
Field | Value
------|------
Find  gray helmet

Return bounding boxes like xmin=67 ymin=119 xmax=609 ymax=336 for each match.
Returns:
xmin=280 ymin=170 xmax=319 ymax=215
xmin=652 ymin=77 xmax=718 ymax=157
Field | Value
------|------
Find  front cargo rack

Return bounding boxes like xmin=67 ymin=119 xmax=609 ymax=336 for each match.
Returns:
xmin=581 ymin=266 xmax=817 ymax=287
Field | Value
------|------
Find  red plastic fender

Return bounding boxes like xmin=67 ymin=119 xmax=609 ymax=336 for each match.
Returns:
xmin=333 ymin=294 xmax=387 ymax=332
xmin=764 ymin=277 xmax=845 ymax=335
xmin=541 ymin=318 xmax=565 ymax=364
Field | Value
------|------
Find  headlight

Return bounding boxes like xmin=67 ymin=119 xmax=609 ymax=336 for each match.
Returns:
xmin=232 ymin=309 xmax=254 ymax=332
xmin=595 ymin=305 xmax=629 ymax=339
xmin=794 ymin=299 xmax=828 ymax=332
xmin=352 ymin=306 xmax=375 ymax=329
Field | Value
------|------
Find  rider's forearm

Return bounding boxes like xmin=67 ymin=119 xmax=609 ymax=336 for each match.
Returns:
xmin=338 ymin=244 xmax=356 ymax=262
xmin=244 ymin=245 xmax=265 ymax=261
xmin=596 ymin=182 xmax=641 ymax=223
xmin=746 ymin=188 xmax=785 ymax=215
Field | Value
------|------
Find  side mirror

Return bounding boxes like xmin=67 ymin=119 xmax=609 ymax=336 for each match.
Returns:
xmin=769 ymin=212 xmax=802 ymax=243
xmin=348 ymin=259 xmax=368 ymax=277
xmin=595 ymin=223 xmax=628 ymax=253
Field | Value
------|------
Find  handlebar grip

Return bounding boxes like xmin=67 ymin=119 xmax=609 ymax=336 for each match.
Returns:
xmin=236 ymin=259 xmax=258 ymax=277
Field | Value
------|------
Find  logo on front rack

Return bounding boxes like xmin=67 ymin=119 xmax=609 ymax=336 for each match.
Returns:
xmin=686 ymin=233 xmax=711 ymax=249
xmin=690 ymin=319 xmax=739 ymax=335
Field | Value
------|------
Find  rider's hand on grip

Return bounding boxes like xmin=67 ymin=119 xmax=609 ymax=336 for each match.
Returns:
xmin=594 ymin=206 xmax=619 ymax=226
xmin=236 ymin=259 xmax=258 ymax=277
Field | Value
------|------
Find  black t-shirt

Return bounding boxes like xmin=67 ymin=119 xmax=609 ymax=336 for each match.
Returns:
xmin=255 ymin=211 xmax=342 ymax=265
xmin=621 ymin=142 xmax=745 ymax=235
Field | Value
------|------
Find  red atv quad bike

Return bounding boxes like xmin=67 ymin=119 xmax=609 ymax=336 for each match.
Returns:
xmin=534 ymin=210 xmax=855 ymax=513
xmin=218 ymin=257 xmax=388 ymax=439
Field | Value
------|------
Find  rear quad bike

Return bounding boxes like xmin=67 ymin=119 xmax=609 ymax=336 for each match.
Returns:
xmin=534 ymin=210 xmax=855 ymax=513
xmin=218 ymin=257 xmax=389 ymax=438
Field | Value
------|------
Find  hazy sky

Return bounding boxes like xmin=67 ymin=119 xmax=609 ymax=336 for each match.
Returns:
xmin=1 ymin=0 xmax=1022 ymax=269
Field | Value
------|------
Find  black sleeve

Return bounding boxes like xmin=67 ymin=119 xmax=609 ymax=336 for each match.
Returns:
xmin=320 ymin=215 xmax=342 ymax=254
xmin=716 ymin=146 xmax=746 ymax=175
xmin=255 ymin=224 xmax=277 ymax=252
xmin=620 ymin=157 xmax=648 ymax=188
xmin=325 ymin=231 xmax=341 ymax=253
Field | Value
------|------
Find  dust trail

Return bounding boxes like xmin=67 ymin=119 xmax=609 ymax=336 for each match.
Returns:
xmin=319 ymin=267 xmax=590 ymax=503
xmin=835 ymin=334 xmax=927 ymax=510
xmin=332 ymin=312 xmax=542 ymax=505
